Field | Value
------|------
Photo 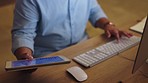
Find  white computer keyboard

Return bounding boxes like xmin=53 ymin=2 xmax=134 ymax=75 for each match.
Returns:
xmin=73 ymin=36 xmax=141 ymax=67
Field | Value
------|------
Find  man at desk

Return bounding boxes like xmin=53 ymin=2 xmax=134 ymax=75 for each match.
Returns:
xmin=12 ymin=0 xmax=132 ymax=60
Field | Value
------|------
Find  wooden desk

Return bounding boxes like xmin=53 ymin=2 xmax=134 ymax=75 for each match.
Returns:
xmin=0 ymin=0 xmax=148 ymax=82
xmin=0 ymin=35 xmax=148 ymax=83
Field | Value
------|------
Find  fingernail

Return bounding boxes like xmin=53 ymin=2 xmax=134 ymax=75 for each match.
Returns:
xmin=29 ymin=56 xmax=33 ymax=60
xmin=108 ymin=35 xmax=111 ymax=38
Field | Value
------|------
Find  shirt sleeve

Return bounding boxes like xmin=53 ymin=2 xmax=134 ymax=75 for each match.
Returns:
xmin=89 ymin=0 xmax=107 ymax=27
xmin=11 ymin=0 xmax=39 ymax=54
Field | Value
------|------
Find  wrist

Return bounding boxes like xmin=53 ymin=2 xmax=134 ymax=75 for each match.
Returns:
xmin=103 ymin=22 xmax=115 ymax=28
xmin=95 ymin=18 xmax=115 ymax=29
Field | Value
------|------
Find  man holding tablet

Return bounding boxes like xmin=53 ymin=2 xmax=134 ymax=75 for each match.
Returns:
xmin=12 ymin=0 xmax=132 ymax=60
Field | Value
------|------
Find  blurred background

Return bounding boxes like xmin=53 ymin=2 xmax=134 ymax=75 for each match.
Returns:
xmin=0 ymin=0 xmax=148 ymax=72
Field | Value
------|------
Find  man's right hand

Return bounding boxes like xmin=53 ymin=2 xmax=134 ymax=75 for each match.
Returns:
xmin=14 ymin=47 xmax=37 ymax=73
xmin=14 ymin=47 xmax=33 ymax=60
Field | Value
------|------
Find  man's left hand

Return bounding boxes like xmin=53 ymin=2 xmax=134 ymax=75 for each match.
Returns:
xmin=104 ymin=25 xmax=133 ymax=41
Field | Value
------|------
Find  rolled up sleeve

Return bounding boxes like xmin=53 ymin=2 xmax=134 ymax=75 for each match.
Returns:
xmin=11 ymin=0 xmax=39 ymax=54
xmin=89 ymin=0 xmax=107 ymax=26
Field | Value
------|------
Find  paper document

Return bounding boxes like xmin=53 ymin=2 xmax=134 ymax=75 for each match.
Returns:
xmin=130 ymin=16 xmax=147 ymax=33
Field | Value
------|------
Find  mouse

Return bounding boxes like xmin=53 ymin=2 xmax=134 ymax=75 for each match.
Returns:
xmin=66 ymin=66 xmax=88 ymax=82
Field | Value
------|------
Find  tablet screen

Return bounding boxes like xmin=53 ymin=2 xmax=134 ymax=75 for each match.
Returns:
xmin=11 ymin=56 xmax=64 ymax=68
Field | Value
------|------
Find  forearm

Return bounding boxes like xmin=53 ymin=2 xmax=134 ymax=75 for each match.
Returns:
xmin=12 ymin=0 xmax=38 ymax=56
xmin=11 ymin=30 xmax=35 ymax=55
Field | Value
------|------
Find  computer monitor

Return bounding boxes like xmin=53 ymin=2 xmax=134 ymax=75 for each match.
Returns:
xmin=132 ymin=16 xmax=148 ymax=75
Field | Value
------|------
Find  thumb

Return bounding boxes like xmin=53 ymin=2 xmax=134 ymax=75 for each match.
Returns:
xmin=23 ymin=53 xmax=33 ymax=60
xmin=105 ymin=30 xmax=111 ymax=38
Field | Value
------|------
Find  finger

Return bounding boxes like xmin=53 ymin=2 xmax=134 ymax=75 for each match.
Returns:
xmin=26 ymin=55 xmax=33 ymax=60
xmin=105 ymin=30 xmax=111 ymax=38
xmin=121 ymin=31 xmax=133 ymax=38
xmin=23 ymin=53 xmax=33 ymax=60
xmin=114 ymin=31 xmax=120 ymax=42
xmin=128 ymin=33 xmax=133 ymax=37
xmin=122 ymin=32 xmax=131 ymax=38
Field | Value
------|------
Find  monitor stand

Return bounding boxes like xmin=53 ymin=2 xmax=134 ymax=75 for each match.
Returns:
xmin=139 ymin=59 xmax=148 ymax=77
xmin=146 ymin=59 xmax=148 ymax=64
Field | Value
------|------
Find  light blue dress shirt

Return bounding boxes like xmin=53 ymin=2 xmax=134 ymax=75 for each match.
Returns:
xmin=12 ymin=0 xmax=107 ymax=57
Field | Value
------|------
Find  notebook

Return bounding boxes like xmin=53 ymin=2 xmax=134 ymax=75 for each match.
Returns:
xmin=130 ymin=16 xmax=147 ymax=34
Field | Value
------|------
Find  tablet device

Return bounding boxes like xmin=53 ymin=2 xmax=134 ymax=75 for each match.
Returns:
xmin=5 ymin=56 xmax=71 ymax=71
